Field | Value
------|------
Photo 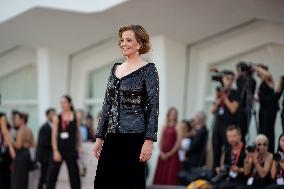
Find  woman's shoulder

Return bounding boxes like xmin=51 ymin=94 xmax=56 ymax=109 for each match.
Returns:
xmin=143 ymin=62 xmax=158 ymax=74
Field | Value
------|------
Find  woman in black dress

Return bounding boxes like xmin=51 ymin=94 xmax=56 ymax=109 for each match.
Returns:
xmin=254 ymin=64 xmax=278 ymax=153
xmin=93 ymin=25 xmax=159 ymax=189
xmin=46 ymin=95 xmax=82 ymax=189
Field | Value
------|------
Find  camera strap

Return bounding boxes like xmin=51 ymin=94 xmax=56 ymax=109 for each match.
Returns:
xmin=231 ymin=143 xmax=243 ymax=166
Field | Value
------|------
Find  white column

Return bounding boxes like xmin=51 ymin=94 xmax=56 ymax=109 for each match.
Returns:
xmin=147 ymin=36 xmax=168 ymax=185
xmin=36 ymin=48 xmax=51 ymax=124
xmin=147 ymin=36 xmax=187 ymax=184
xmin=36 ymin=48 xmax=69 ymax=124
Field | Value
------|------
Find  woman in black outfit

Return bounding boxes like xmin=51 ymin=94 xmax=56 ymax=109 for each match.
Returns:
xmin=237 ymin=134 xmax=273 ymax=189
xmin=254 ymin=64 xmax=278 ymax=153
xmin=46 ymin=95 xmax=82 ymax=189
xmin=93 ymin=25 xmax=159 ymax=189
xmin=263 ymin=133 xmax=284 ymax=189
xmin=11 ymin=112 xmax=35 ymax=189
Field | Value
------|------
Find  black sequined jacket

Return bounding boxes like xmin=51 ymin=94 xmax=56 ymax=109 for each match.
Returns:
xmin=95 ymin=63 xmax=159 ymax=142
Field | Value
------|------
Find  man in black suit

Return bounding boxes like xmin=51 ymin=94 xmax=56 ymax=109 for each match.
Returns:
xmin=179 ymin=111 xmax=209 ymax=185
xmin=36 ymin=108 xmax=56 ymax=189
xmin=185 ymin=111 xmax=208 ymax=169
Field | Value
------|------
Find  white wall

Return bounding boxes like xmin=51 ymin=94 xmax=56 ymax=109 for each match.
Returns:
xmin=0 ymin=47 xmax=36 ymax=78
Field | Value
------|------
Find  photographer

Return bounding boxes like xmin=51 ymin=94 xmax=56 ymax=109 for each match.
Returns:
xmin=213 ymin=125 xmax=246 ymax=189
xmin=236 ymin=62 xmax=257 ymax=142
xmin=263 ymin=133 xmax=284 ymax=189
xmin=276 ymin=76 xmax=284 ymax=133
xmin=211 ymin=70 xmax=240 ymax=174
xmin=254 ymin=64 xmax=278 ymax=153
xmin=237 ymin=134 xmax=273 ymax=189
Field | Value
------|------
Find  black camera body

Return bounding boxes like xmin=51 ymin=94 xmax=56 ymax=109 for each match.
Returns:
xmin=246 ymin=144 xmax=257 ymax=153
xmin=273 ymin=152 xmax=284 ymax=161
xmin=212 ymin=72 xmax=224 ymax=87
xmin=211 ymin=165 xmax=231 ymax=184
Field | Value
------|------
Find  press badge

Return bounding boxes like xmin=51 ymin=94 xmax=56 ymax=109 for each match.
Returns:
xmin=218 ymin=107 xmax=224 ymax=115
xmin=277 ymin=178 xmax=284 ymax=185
xmin=60 ymin=132 xmax=69 ymax=139
xmin=247 ymin=177 xmax=254 ymax=185
xmin=229 ymin=171 xmax=238 ymax=178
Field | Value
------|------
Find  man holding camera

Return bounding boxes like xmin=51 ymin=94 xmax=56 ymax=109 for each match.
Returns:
xmin=213 ymin=125 xmax=246 ymax=189
xmin=211 ymin=70 xmax=240 ymax=174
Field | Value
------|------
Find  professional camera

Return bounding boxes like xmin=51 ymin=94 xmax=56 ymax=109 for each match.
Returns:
xmin=246 ymin=144 xmax=257 ymax=153
xmin=273 ymin=152 xmax=284 ymax=162
xmin=211 ymin=72 xmax=224 ymax=86
xmin=211 ymin=165 xmax=230 ymax=184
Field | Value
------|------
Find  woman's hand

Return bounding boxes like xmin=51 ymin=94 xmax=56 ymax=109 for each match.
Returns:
xmin=140 ymin=140 xmax=153 ymax=162
xmin=9 ymin=146 xmax=16 ymax=159
xmin=160 ymin=151 xmax=169 ymax=160
xmin=93 ymin=138 xmax=103 ymax=159
xmin=231 ymin=165 xmax=241 ymax=173
xmin=53 ymin=150 xmax=62 ymax=162
xmin=252 ymin=152 xmax=259 ymax=165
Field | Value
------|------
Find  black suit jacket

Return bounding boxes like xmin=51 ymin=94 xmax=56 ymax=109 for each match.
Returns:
xmin=184 ymin=125 xmax=208 ymax=169
xmin=95 ymin=63 xmax=159 ymax=141
xmin=36 ymin=122 xmax=52 ymax=163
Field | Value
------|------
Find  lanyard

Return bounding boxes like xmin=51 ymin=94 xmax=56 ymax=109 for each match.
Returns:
xmin=231 ymin=143 xmax=243 ymax=166
xmin=61 ymin=117 xmax=69 ymax=131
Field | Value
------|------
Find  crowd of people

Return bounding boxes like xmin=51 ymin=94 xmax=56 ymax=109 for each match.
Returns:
xmin=152 ymin=62 xmax=284 ymax=189
xmin=0 ymin=95 xmax=95 ymax=189
xmin=0 ymin=62 xmax=283 ymax=189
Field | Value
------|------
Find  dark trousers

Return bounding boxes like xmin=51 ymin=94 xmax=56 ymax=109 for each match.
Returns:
xmin=11 ymin=148 xmax=31 ymax=189
xmin=238 ymin=113 xmax=249 ymax=143
xmin=259 ymin=107 xmax=277 ymax=153
xmin=37 ymin=161 xmax=50 ymax=189
xmin=46 ymin=150 xmax=80 ymax=189
xmin=0 ymin=148 xmax=12 ymax=189
xmin=212 ymin=121 xmax=229 ymax=174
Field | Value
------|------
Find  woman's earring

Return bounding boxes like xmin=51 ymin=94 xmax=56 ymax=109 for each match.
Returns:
xmin=137 ymin=48 xmax=139 ymax=55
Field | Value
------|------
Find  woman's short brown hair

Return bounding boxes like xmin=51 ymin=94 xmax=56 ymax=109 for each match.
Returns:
xmin=118 ymin=25 xmax=150 ymax=55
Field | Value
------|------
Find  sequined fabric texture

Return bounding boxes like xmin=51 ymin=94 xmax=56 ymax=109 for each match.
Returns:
xmin=95 ymin=63 xmax=159 ymax=142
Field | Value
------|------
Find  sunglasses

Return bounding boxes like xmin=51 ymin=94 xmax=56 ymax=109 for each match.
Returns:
xmin=257 ymin=143 xmax=267 ymax=146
